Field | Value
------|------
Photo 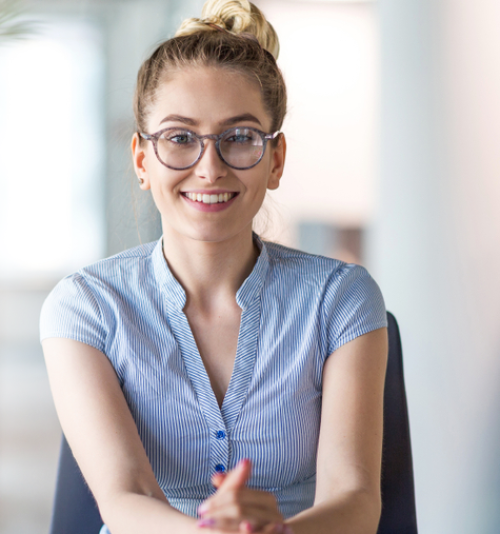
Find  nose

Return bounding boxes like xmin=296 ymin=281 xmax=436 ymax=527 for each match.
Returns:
xmin=194 ymin=139 xmax=227 ymax=183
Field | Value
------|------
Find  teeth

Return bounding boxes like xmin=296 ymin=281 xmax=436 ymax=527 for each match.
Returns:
xmin=185 ymin=192 xmax=235 ymax=204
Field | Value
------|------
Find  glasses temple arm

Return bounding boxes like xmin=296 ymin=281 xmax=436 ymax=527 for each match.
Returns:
xmin=264 ymin=131 xmax=282 ymax=140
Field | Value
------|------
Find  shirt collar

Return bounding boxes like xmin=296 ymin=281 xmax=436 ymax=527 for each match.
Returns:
xmin=152 ymin=234 xmax=270 ymax=312
xmin=236 ymin=233 xmax=269 ymax=310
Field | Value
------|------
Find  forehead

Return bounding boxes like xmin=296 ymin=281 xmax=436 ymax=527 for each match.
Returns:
xmin=149 ymin=66 xmax=270 ymax=130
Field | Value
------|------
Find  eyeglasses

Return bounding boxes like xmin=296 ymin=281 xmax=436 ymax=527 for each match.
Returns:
xmin=139 ymin=127 xmax=281 ymax=171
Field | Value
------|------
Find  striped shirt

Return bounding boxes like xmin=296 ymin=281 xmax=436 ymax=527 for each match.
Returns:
xmin=40 ymin=235 xmax=387 ymax=525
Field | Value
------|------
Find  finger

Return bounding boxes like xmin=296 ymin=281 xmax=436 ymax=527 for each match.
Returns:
xmin=270 ymin=524 xmax=294 ymax=534
xmin=198 ymin=501 xmax=283 ymax=531
xmin=198 ymin=487 xmax=281 ymax=521
xmin=240 ymin=519 xmax=285 ymax=533
xmin=217 ymin=458 xmax=252 ymax=492
xmin=197 ymin=516 xmax=285 ymax=533
xmin=208 ymin=487 xmax=279 ymax=512
xmin=212 ymin=471 xmax=227 ymax=489
xmin=239 ymin=521 xmax=252 ymax=533
xmin=197 ymin=516 xmax=257 ymax=532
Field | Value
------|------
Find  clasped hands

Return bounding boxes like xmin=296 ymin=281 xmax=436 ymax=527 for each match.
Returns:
xmin=196 ymin=459 xmax=293 ymax=534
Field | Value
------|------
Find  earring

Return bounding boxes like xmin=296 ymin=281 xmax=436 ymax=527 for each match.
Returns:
xmin=137 ymin=176 xmax=144 ymax=184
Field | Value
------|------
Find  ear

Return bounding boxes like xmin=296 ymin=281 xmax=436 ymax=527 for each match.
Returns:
xmin=131 ymin=133 xmax=151 ymax=190
xmin=267 ymin=133 xmax=286 ymax=191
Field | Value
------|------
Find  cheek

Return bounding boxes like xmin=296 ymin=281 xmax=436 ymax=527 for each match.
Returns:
xmin=148 ymin=170 xmax=185 ymax=207
xmin=242 ymin=175 xmax=270 ymax=210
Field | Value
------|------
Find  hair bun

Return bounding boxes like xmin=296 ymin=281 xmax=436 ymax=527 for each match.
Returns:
xmin=175 ymin=0 xmax=280 ymax=59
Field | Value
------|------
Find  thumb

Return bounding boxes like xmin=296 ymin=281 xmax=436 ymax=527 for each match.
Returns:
xmin=218 ymin=458 xmax=252 ymax=492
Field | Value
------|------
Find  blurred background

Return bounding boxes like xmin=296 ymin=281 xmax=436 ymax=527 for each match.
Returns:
xmin=1 ymin=0 xmax=500 ymax=532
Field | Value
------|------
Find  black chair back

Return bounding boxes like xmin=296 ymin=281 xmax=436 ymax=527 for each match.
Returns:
xmin=49 ymin=435 xmax=102 ymax=534
xmin=378 ymin=312 xmax=418 ymax=534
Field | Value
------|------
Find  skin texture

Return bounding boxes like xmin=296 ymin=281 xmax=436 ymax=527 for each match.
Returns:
xmin=43 ymin=66 xmax=388 ymax=534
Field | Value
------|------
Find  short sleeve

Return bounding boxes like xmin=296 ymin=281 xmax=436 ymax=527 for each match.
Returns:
xmin=40 ymin=273 xmax=106 ymax=352
xmin=321 ymin=264 xmax=387 ymax=356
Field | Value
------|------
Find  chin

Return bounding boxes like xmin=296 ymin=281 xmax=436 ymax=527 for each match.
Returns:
xmin=186 ymin=223 xmax=252 ymax=245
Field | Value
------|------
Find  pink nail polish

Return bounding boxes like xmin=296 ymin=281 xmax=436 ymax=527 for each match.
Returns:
xmin=241 ymin=520 xmax=254 ymax=532
xmin=197 ymin=518 xmax=215 ymax=528
xmin=197 ymin=503 xmax=209 ymax=516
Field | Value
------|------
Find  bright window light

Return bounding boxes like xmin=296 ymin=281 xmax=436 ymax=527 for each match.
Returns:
xmin=0 ymin=20 xmax=105 ymax=278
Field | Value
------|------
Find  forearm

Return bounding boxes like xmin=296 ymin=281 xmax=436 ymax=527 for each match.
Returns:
xmin=285 ymin=489 xmax=381 ymax=534
xmin=101 ymin=492 xmax=200 ymax=534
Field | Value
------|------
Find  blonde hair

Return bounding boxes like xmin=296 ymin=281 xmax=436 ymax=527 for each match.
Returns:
xmin=133 ymin=0 xmax=286 ymax=136
xmin=176 ymin=0 xmax=280 ymax=59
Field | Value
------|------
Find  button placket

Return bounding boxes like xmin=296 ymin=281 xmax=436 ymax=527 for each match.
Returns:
xmin=211 ymin=424 xmax=229 ymax=476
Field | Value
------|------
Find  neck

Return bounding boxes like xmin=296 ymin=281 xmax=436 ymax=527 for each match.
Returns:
xmin=161 ymin=225 xmax=259 ymax=312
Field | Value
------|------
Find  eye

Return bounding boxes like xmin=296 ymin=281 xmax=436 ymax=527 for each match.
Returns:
xmin=224 ymin=128 xmax=258 ymax=144
xmin=161 ymin=130 xmax=197 ymax=145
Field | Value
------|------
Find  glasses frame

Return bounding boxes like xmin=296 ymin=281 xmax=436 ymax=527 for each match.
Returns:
xmin=139 ymin=126 xmax=281 ymax=171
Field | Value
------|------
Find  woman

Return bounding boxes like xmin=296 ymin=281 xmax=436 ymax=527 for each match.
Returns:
xmin=41 ymin=1 xmax=388 ymax=533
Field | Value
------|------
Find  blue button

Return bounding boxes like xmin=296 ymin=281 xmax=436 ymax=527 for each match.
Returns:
xmin=216 ymin=430 xmax=226 ymax=439
xmin=215 ymin=464 xmax=225 ymax=473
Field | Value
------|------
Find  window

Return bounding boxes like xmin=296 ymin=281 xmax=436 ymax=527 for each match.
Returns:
xmin=0 ymin=20 xmax=105 ymax=279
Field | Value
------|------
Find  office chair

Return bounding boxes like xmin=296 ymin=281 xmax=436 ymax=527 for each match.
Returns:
xmin=49 ymin=312 xmax=417 ymax=534
xmin=377 ymin=312 xmax=418 ymax=534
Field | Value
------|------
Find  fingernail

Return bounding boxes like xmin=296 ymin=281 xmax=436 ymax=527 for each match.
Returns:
xmin=241 ymin=520 xmax=254 ymax=532
xmin=197 ymin=503 xmax=209 ymax=516
xmin=197 ymin=518 xmax=215 ymax=528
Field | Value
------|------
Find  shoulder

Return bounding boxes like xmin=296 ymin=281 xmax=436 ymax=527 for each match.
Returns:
xmin=76 ymin=240 xmax=159 ymax=286
xmin=262 ymin=239 xmax=368 ymax=290
xmin=263 ymin=239 xmax=344 ymax=275
xmin=44 ymin=240 xmax=160 ymax=304
xmin=40 ymin=240 xmax=160 ymax=347
xmin=49 ymin=238 xmax=160 ymax=308
xmin=260 ymin=239 xmax=387 ymax=354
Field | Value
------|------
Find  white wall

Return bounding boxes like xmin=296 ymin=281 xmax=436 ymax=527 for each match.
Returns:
xmin=372 ymin=1 xmax=500 ymax=532
xmin=255 ymin=0 xmax=378 ymax=246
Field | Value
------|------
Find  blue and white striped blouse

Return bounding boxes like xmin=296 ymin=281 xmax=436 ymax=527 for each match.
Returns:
xmin=40 ymin=235 xmax=387 ymax=524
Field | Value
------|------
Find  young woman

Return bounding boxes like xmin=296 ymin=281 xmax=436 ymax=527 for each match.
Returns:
xmin=41 ymin=1 xmax=388 ymax=533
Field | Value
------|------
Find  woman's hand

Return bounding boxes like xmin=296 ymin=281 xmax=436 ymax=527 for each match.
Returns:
xmin=196 ymin=459 xmax=292 ymax=533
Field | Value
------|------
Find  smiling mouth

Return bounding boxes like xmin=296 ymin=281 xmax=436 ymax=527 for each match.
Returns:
xmin=182 ymin=192 xmax=238 ymax=204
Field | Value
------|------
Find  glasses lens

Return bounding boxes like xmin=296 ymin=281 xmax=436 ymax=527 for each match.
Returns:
xmin=157 ymin=129 xmax=201 ymax=169
xmin=220 ymin=128 xmax=264 ymax=169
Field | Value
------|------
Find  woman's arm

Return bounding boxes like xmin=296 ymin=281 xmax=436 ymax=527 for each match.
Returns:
xmin=286 ymin=326 xmax=388 ymax=534
xmin=43 ymin=338 xmax=202 ymax=534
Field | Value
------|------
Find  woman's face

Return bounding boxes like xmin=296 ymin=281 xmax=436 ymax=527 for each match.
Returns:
xmin=132 ymin=66 xmax=286 ymax=245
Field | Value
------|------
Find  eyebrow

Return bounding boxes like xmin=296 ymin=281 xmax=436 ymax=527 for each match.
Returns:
xmin=159 ymin=113 xmax=262 ymax=127
xmin=159 ymin=114 xmax=198 ymax=126
xmin=221 ymin=114 xmax=262 ymax=127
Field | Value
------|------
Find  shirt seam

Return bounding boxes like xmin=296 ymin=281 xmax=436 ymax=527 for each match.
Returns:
xmin=75 ymin=271 xmax=107 ymax=349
